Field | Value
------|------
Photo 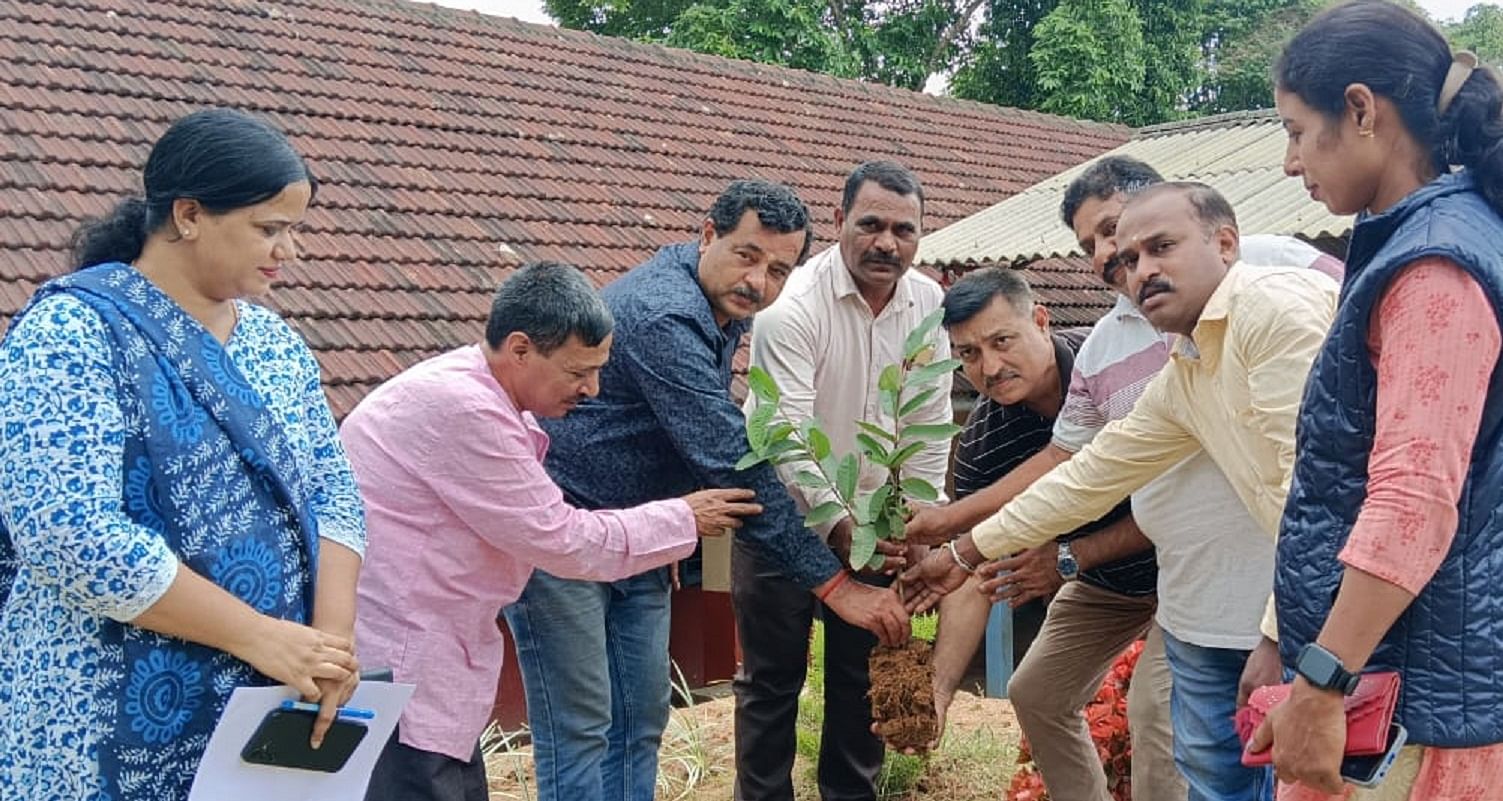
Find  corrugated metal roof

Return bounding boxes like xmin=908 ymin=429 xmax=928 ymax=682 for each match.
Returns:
xmin=918 ymin=110 xmax=1354 ymax=267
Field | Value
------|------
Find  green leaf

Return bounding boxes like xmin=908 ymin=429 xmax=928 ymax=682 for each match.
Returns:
xmin=865 ymin=551 xmax=887 ymax=571
xmin=808 ymin=427 xmax=832 ymax=461
xmin=746 ymin=403 xmax=776 ymax=452
xmin=868 ymin=484 xmax=893 ymax=522
xmin=856 ymin=420 xmax=898 ymax=443
xmin=873 ymin=510 xmax=892 ymax=539
xmin=767 ymin=422 xmax=796 ymax=444
xmin=836 ymin=454 xmax=859 ymax=502
xmin=795 ymin=470 xmax=828 ymax=489
xmin=878 ymin=364 xmax=901 ymax=394
xmin=854 ymin=493 xmax=877 ymax=526
xmin=804 ymin=500 xmax=845 ymax=528
xmin=735 ymin=451 xmax=767 ymax=471
xmin=909 ymin=358 xmax=962 ymax=387
xmin=881 ymin=387 xmax=899 ymax=418
xmin=884 ymin=507 xmax=908 ymax=541
xmin=887 ymin=441 xmax=925 ymax=470
xmin=900 ymin=422 xmax=963 ymax=442
xmin=819 ymin=454 xmax=842 ymax=489
xmin=849 ymin=524 xmax=878 ymax=570
xmin=747 ymin=366 xmax=781 ymax=404
xmin=898 ymin=387 xmax=939 ymax=418
xmin=903 ymin=307 xmax=945 ymax=360
xmin=799 ymin=417 xmax=819 ymax=442
xmin=900 ymin=477 xmax=940 ymax=502
xmin=856 ymin=433 xmax=890 ymax=463
xmin=763 ymin=439 xmax=802 ymax=458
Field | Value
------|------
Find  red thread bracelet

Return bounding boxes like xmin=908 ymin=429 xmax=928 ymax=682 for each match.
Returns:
xmin=817 ymin=570 xmax=851 ymax=602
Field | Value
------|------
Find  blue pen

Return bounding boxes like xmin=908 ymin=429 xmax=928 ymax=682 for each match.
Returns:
xmin=280 ymin=699 xmax=376 ymax=720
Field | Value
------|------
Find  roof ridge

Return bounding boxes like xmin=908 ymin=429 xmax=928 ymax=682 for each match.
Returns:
xmin=1134 ymin=108 xmax=1279 ymax=139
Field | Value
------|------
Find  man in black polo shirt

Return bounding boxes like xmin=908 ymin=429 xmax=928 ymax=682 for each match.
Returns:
xmin=916 ymin=267 xmax=1172 ymax=800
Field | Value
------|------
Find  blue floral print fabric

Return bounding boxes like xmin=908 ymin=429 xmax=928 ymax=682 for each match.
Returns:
xmin=0 ymin=262 xmax=365 ymax=800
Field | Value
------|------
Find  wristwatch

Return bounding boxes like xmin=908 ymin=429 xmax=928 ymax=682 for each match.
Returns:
xmin=1295 ymin=643 xmax=1361 ymax=695
xmin=1056 ymin=541 xmax=1080 ymax=582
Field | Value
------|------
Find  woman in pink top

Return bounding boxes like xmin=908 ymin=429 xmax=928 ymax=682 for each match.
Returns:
xmin=1248 ymin=1 xmax=1503 ymax=799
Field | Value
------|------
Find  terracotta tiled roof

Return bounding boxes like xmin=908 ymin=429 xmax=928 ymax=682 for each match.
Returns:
xmin=0 ymin=0 xmax=1129 ymax=416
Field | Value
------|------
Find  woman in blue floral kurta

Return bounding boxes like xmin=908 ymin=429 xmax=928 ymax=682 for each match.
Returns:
xmin=0 ymin=109 xmax=366 ymax=800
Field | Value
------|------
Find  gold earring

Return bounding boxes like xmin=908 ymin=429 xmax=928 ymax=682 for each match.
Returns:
xmin=1359 ymin=128 xmax=1375 ymax=138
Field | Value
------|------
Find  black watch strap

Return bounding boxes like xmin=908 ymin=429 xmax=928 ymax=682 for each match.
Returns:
xmin=1295 ymin=643 xmax=1361 ymax=695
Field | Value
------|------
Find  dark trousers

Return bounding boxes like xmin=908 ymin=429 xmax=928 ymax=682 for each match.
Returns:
xmin=731 ymin=538 xmax=884 ymax=801
xmin=364 ymin=726 xmax=488 ymax=801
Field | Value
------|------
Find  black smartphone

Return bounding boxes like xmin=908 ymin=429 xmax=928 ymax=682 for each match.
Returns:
xmin=1340 ymin=722 xmax=1408 ymax=789
xmin=240 ymin=708 xmax=368 ymax=773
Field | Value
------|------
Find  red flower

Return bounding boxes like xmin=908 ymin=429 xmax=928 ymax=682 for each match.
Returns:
xmin=1006 ymin=640 xmax=1146 ymax=801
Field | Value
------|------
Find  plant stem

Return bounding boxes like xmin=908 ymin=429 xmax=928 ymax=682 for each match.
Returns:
xmin=771 ymin=397 xmax=862 ymax=523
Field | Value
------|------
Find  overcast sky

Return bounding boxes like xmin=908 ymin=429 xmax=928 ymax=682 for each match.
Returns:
xmin=433 ymin=0 xmax=1490 ymax=26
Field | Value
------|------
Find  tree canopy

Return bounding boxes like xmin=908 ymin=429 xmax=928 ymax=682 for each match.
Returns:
xmin=543 ymin=0 xmax=1503 ymax=125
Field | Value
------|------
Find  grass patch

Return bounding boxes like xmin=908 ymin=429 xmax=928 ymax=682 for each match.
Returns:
xmin=796 ymin=615 xmax=942 ymax=798
xmin=481 ymin=661 xmax=724 ymax=801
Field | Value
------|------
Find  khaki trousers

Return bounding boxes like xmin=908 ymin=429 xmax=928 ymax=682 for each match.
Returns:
xmin=1007 ymin=580 xmax=1186 ymax=801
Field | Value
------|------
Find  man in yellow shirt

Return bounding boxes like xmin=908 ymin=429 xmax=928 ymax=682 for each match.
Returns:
xmin=906 ymin=181 xmax=1338 ymax=709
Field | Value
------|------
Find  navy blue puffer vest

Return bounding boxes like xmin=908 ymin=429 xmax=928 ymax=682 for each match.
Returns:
xmin=1277 ymin=171 xmax=1503 ymax=747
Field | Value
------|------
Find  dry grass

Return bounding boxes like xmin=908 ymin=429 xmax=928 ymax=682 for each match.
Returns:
xmin=486 ymin=617 xmax=1020 ymax=800
xmin=484 ymin=689 xmax=1019 ymax=800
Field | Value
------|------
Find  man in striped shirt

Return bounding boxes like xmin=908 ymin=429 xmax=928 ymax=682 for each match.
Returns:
xmin=917 ymin=267 xmax=1175 ymax=801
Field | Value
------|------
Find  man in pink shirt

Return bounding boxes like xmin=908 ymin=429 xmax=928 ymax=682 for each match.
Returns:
xmin=341 ymin=261 xmax=761 ymax=801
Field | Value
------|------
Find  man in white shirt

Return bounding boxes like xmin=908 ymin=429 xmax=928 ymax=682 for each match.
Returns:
xmin=738 ymin=161 xmax=953 ymax=800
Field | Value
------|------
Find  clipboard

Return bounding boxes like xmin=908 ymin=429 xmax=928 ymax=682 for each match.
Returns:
xmin=188 ymin=679 xmax=414 ymax=801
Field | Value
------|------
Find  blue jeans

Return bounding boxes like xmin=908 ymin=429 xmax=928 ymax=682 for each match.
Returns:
xmin=503 ymin=568 xmax=673 ymax=801
xmin=1161 ymin=630 xmax=1273 ymax=801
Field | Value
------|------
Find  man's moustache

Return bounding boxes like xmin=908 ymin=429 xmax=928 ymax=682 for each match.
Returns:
xmin=1138 ymin=279 xmax=1173 ymax=304
xmin=731 ymin=287 xmax=763 ymax=304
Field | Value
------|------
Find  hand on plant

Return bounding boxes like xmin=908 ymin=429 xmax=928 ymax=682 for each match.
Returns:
xmin=899 ymin=547 xmax=970 ymax=614
xmin=1236 ymin=635 xmax=1283 ymax=707
xmin=874 ymin=677 xmax=951 ymax=755
xmin=901 ymin=503 xmax=956 ymax=546
xmin=682 ymin=488 xmax=763 ymax=537
xmin=1245 ymin=678 xmax=1347 ymax=793
xmin=822 ymin=578 xmax=910 ymax=647
xmin=830 ymin=518 xmax=913 ymax=575
xmin=977 ymin=544 xmax=1062 ymax=608
xmin=902 ymin=544 xmax=931 ymax=578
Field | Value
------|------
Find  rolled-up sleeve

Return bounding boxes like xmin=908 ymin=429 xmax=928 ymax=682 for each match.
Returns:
xmin=1052 ymin=361 xmax=1105 ymax=454
xmin=0 ymin=296 xmax=178 ymax=622
xmin=622 ymin=314 xmax=843 ymax=589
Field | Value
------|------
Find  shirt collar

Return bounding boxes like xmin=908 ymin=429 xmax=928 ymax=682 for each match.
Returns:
xmin=1174 ymin=261 xmax=1251 ymax=362
xmin=1195 ymin=260 xmax=1249 ymax=325
xmin=662 ymin=241 xmax=749 ymax=342
xmin=1110 ymin=293 xmax=1143 ymax=322
xmin=468 ymin=343 xmax=547 ymax=439
xmin=826 ymin=246 xmax=913 ymax=315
